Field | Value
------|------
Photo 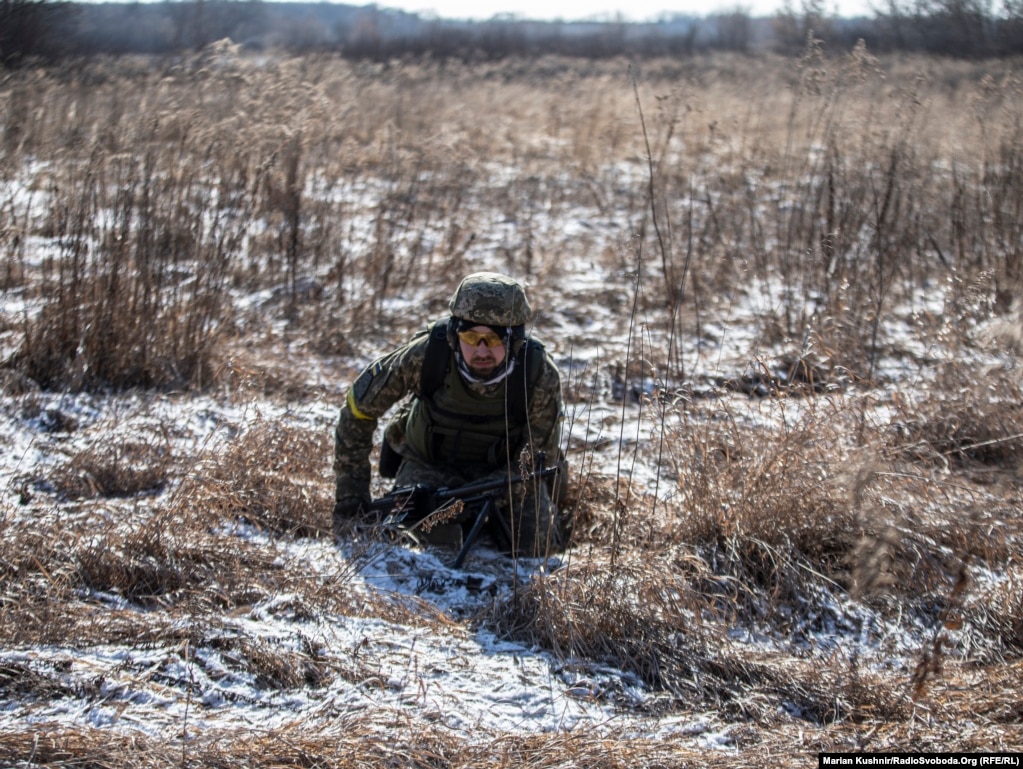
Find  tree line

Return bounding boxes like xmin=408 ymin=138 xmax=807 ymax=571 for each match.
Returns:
xmin=2 ymin=0 xmax=1022 ymax=67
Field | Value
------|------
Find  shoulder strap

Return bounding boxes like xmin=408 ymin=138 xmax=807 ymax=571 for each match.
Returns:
xmin=508 ymin=337 xmax=544 ymax=422
xmin=419 ymin=319 xmax=452 ymax=400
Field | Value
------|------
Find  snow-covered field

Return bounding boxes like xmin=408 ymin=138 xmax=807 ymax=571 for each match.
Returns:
xmin=2 ymin=53 xmax=1022 ymax=766
xmin=3 ymin=263 xmax=1017 ymax=755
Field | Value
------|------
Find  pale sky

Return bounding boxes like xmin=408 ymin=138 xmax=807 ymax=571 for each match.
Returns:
xmin=377 ymin=0 xmax=875 ymax=22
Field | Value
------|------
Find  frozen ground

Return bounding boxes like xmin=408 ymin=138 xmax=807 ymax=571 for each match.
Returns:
xmin=0 ymin=283 xmax=988 ymax=752
xmin=1 ymin=165 xmax=1019 ymax=756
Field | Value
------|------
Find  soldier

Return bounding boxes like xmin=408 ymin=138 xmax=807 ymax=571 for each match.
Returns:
xmin=333 ymin=272 xmax=566 ymax=558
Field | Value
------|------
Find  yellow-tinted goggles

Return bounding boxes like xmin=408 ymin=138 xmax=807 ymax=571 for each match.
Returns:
xmin=457 ymin=329 xmax=505 ymax=348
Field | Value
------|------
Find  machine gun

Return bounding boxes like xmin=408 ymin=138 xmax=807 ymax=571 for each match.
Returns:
xmin=366 ymin=452 xmax=559 ymax=569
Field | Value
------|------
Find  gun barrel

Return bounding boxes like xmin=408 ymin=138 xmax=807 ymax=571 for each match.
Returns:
xmin=435 ymin=465 xmax=557 ymax=501
xmin=366 ymin=483 xmax=432 ymax=513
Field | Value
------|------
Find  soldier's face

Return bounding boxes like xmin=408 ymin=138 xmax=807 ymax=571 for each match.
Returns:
xmin=458 ymin=325 xmax=507 ymax=377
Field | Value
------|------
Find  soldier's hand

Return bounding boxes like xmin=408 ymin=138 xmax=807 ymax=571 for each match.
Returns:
xmin=333 ymin=496 xmax=368 ymax=539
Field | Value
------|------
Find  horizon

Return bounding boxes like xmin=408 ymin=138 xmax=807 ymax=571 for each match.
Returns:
xmin=74 ymin=0 xmax=880 ymax=23
xmin=373 ymin=0 xmax=877 ymax=22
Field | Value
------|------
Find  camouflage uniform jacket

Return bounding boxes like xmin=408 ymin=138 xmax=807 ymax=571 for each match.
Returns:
xmin=333 ymin=324 xmax=564 ymax=505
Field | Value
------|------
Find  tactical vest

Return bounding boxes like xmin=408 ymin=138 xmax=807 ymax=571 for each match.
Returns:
xmin=402 ymin=320 xmax=544 ymax=471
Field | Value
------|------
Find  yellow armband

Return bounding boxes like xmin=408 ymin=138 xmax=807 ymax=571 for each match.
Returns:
xmin=347 ymin=388 xmax=374 ymax=421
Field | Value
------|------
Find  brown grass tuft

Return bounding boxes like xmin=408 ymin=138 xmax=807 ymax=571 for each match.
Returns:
xmin=50 ymin=439 xmax=174 ymax=500
xmin=887 ymin=364 xmax=1023 ymax=468
xmin=492 ymin=551 xmax=880 ymax=723
xmin=174 ymin=415 xmax=333 ymax=539
xmin=667 ymin=401 xmax=864 ymax=601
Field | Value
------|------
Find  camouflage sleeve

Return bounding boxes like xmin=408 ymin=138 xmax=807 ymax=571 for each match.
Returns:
xmin=523 ymin=351 xmax=564 ymax=461
xmin=333 ymin=334 xmax=429 ymax=503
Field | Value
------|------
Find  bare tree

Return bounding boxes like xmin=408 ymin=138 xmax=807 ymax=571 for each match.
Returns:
xmin=773 ymin=0 xmax=836 ymax=54
xmin=1000 ymin=0 xmax=1023 ymax=52
xmin=874 ymin=0 xmax=997 ymax=54
xmin=0 ymin=0 xmax=71 ymax=65
xmin=714 ymin=7 xmax=753 ymax=52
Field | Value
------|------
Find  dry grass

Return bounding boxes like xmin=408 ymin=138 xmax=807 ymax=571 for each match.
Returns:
xmin=493 ymin=550 xmax=862 ymax=722
xmin=886 ymin=364 xmax=1023 ymax=469
xmin=0 ymin=723 xmax=767 ymax=769
xmin=2 ymin=49 xmax=1023 ymax=765
xmin=493 ymin=379 xmax=1022 ymax=739
xmin=4 ymin=52 xmax=1022 ymax=381
xmin=0 ymin=408 xmax=443 ymax=651
xmin=174 ymin=415 xmax=334 ymax=539
xmin=50 ymin=438 xmax=174 ymax=500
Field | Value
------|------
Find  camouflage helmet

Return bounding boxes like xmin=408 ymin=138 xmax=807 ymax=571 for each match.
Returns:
xmin=449 ymin=272 xmax=532 ymax=327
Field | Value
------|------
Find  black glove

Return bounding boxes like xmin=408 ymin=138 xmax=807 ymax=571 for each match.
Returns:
xmin=332 ymin=496 xmax=368 ymax=539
